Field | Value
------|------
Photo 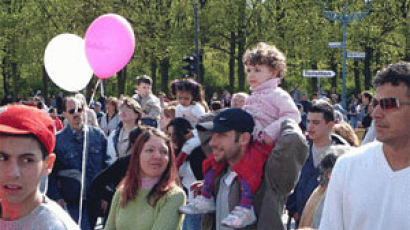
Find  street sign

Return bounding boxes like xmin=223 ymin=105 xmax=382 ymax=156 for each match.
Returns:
xmin=328 ymin=42 xmax=342 ymax=49
xmin=347 ymin=51 xmax=365 ymax=59
xmin=303 ymin=70 xmax=335 ymax=78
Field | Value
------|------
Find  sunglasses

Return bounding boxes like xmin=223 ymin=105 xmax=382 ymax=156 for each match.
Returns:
xmin=371 ymin=98 xmax=410 ymax=110
xmin=68 ymin=107 xmax=83 ymax=114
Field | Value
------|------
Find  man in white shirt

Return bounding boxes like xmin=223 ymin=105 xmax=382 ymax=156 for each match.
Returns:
xmin=319 ymin=61 xmax=410 ymax=230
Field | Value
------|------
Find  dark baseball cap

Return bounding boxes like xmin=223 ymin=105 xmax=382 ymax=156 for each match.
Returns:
xmin=197 ymin=108 xmax=254 ymax=133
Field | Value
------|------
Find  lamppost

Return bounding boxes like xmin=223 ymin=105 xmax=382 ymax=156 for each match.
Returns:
xmin=318 ymin=0 xmax=373 ymax=108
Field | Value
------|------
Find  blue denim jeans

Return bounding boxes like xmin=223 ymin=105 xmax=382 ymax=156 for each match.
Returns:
xmin=183 ymin=214 xmax=202 ymax=230
xmin=67 ymin=202 xmax=92 ymax=230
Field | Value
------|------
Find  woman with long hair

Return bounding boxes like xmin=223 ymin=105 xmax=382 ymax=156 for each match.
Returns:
xmin=107 ymin=97 xmax=142 ymax=158
xmin=166 ymin=117 xmax=206 ymax=230
xmin=104 ymin=127 xmax=185 ymax=230
xmin=100 ymin=97 xmax=121 ymax=136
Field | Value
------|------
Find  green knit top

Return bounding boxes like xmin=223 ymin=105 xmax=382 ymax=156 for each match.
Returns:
xmin=104 ymin=186 xmax=186 ymax=230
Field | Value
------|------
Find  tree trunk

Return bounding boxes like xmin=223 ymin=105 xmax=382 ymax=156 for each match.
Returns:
xmin=311 ymin=62 xmax=318 ymax=93
xmin=329 ymin=53 xmax=338 ymax=89
xmin=160 ymin=57 xmax=169 ymax=94
xmin=11 ymin=62 xmax=18 ymax=101
xmin=199 ymin=49 xmax=205 ymax=84
xmin=117 ymin=66 xmax=127 ymax=97
xmin=229 ymin=31 xmax=236 ymax=92
xmin=353 ymin=60 xmax=361 ymax=96
xmin=151 ymin=55 xmax=157 ymax=93
xmin=2 ymin=57 xmax=9 ymax=97
xmin=237 ymin=0 xmax=246 ymax=91
xmin=364 ymin=46 xmax=373 ymax=90
xmin=42 ymin=65 xmax=49 ymax=105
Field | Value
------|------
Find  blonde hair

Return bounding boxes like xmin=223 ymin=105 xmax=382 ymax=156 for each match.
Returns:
xmin=242 ymin=42 xmax=287 ymax=79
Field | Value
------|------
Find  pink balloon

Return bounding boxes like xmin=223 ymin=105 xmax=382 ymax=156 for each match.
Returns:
xmin=85 ymin=14 xmax=135 ymax=79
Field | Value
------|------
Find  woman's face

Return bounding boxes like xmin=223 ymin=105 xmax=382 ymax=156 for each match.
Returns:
xmin=107 ymin=103 xmax=115 ymax=115
xmin=119 ymin=105 xmax=138 ymax=123
xmin=139 ymin=135 xmax=169 ymax=179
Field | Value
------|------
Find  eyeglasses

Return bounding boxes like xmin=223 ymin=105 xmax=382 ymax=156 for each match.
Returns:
xmin=371 ymin=98 xmax=410 ymax=110
xmin=67 ymin=107 xmax=83 ymax=114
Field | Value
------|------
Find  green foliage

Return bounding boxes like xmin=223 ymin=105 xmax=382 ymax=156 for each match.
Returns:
xmin=0 ymin=0 xmax=409 ymax=102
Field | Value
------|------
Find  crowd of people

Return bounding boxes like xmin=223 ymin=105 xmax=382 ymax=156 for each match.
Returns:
xmin=0 ymin=41 xmax=408 ymax=230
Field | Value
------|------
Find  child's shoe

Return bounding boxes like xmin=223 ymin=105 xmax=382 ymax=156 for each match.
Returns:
xmin=179 ymin=195 xmax=216 ymax=214
xmin=221 ymin=206 xmax=256 ymax=228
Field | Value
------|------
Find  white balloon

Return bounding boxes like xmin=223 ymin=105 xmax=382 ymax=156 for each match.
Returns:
xmin=44 ymin=34 xmax=93 ymax=92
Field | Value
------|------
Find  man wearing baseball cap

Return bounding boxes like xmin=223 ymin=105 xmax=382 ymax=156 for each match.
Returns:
xmin=180 ymin=108 xmax=308 ymax=230
xmin=0 ymin=105 xmax=80 ymax=229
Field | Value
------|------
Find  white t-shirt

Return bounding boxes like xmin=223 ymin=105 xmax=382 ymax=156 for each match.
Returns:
xmin=0 ymin=196 xmax=80 ymax=230
xmin=319 ymin=141 xmax=410 ymax=230
xmin=175 ymin=103 xmax=205 ymax=127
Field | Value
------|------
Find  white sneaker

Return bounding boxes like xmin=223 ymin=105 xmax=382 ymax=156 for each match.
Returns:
xmin=179 ymin=195 xmax=216 ymax=214
xmin=221 ymin=206 xmax=256 ymax=228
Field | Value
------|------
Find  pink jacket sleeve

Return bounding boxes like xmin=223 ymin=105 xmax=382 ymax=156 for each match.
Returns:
xmin=264 ymin=90 xmax=301 ymax=141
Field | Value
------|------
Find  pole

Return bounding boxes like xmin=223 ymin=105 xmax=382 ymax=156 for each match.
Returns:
xmin=194 ymin=3 xmax=200 ymax=81
xmin=341 ymin=5 xmax=348 ymax=108
xmin=318 ymin=0 xmax=373 ymax=109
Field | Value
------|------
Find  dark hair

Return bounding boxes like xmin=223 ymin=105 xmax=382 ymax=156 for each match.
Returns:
xmin=361 ymin=91 xmax=373 ymax=102
xmin=62 ymin=97 xmax=81 ymax=112
xmin=309 ymin=102 xmax=335 ymax=123
xmin=210 ymin=101 xmax=222 ymax=111
xmin=136 ymin=75 xmax=153 ymax=86
xmin=120 ymin=127 xmax=177 ymax=207
xmin=167 ymin=117 xmax=193 ymax=154
xmin=373 ymin=62 xmax=410 ymax=94
xmin=0 ymin=133 xmax=48 ymax=159
xmin=318 ymin=153 xmax=339 ymax=185
xmin=169 ymin=78 xmax=205 ymax=104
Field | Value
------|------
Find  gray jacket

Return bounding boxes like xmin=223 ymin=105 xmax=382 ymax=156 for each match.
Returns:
xmin=201 ymin=119 xmax=309 ymax=230
xmin=132 ymin=93 xmax=161 ymax=121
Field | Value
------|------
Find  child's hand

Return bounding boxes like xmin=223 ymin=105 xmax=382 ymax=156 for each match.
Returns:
xmin=190 ymin=181 xmax=204 ymax=198
xmin=262 ymin=132 xmax=274 ymax=146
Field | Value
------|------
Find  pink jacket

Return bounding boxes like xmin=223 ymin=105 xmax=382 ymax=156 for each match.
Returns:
xmin=243 ymin=78 xmax=301 ymax=142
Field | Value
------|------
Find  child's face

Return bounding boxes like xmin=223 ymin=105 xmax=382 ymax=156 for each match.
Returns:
xmin=136 ymin=83 xmax=151 ymax=97
xmin=245 ymin=64 xmax=276 ymax=88
xmin=177 ymin=91 xmax=193 ymax=107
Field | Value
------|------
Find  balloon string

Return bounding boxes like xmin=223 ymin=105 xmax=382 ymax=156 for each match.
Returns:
xmin=88 ymin=79 xmax=101 ymax=107
xmin=78 ymin=114 xmax=88 ymax=227
xmin=100 ymin=80 xmax=105 ymax=97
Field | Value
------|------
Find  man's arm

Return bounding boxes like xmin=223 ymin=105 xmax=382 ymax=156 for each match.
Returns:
xmin=265 ymin=119 xmax=308 ymax=195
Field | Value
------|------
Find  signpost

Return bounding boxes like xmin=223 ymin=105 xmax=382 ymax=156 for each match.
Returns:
xmin=303 ymin=70 xmax=335 ymax=78
xmin=303 ymin=70 xmax=335 ymax=96
xmin=328 ymin=42 xmax=342 ymax=49
xmin=347 ymin=51 xmax=365 ymax=59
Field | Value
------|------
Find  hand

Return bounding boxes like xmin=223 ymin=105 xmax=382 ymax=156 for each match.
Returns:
xmin=141 ymin=113 xmax=148 ymax=118
xmin=57 ymin=199 xmax=67 ymax=208
xmin=262 ymin=133 xmax=274 ymax=146
xmin=101 ymin=200 xmax=108 ymax=214
xmin=190 ymin=181 xmax=204 ymax=198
